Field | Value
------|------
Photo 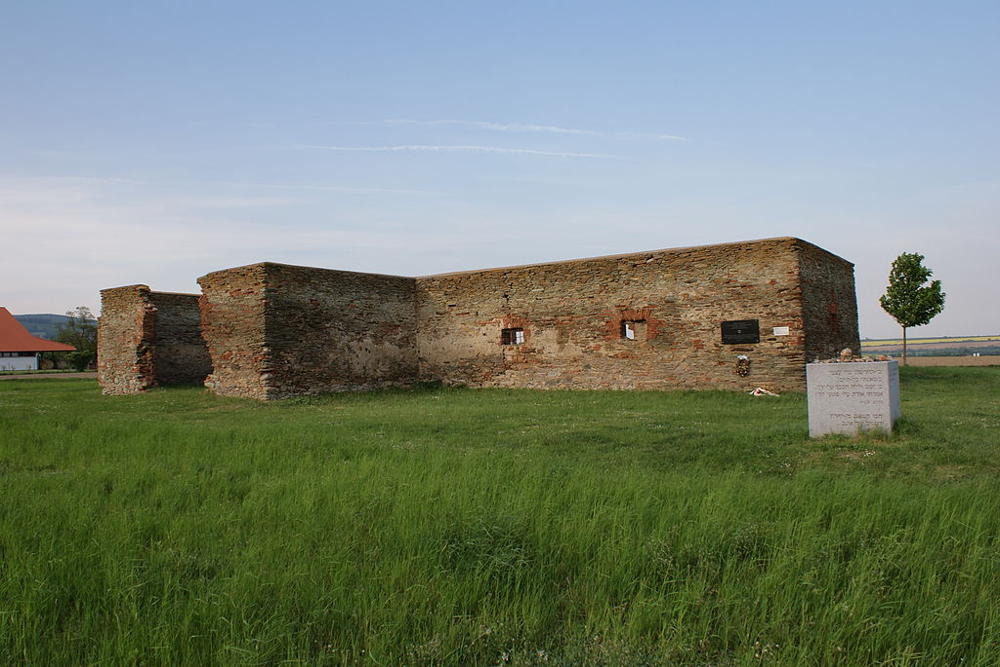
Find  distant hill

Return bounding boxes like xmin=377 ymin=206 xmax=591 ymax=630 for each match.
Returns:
xmin=14 ymin=313 xmax=77 ymax=340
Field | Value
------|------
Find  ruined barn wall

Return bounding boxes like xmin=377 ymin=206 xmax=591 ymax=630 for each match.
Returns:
xmin=147 ymin=292 xmax=212 ymax=385
xmin=98 ymin=285 xmax=157 ymax=394
xmin=264 ymin=264 xmax=418 ymax=398
xmin=197 ymin=264 xmax=269 ymax=399
xmin=415 ymin=237 xmax=810 ymax=392
xmin=797 ymin=242 xmax=860 ymax=362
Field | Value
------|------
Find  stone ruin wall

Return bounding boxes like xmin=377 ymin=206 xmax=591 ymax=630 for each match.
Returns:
xmin=198 ymin=263 xmax=417 ymax=399
xmin=98 ymin=285 xmax=156 ymax=394
xmin=148 ymin=292 xmax=213 ymax=385
xmin=198 ymin=264 xmax=269 ymax=399
xmin=264 ymin=264 xmax=418 ymax=398
xmin=797 ymin=242 xmax=860 ymax=363
xmin=416 ymin=237 xmax=818 ymax=393
xmin=98 ymin=285 xmax=210 ymax=395
xmin=99 ymin=237 xmax=859 ymax=398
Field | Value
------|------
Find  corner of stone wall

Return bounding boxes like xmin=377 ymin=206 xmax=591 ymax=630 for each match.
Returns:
xmin=97 ymin=284 xmax=158 ymax=394
xmin=197 ymin=263 xmax=271 ymax=400
xmin=794 ymin=240 xmax=860 ymax=363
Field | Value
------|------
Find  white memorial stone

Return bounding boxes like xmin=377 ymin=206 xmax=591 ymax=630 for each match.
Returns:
xmin=807 ymin=361 xmax=900 ymax=437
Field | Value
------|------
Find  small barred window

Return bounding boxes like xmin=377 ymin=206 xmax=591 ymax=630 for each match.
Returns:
xmin=501 ymin=328 xmax=525 ymax=345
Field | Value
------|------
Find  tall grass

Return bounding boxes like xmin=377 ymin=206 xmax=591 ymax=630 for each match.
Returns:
xmin=1 ymin=367 xmax=998 ymax=664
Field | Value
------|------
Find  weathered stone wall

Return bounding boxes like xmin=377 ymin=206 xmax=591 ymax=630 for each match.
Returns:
xmin=415 ymin=238 xmax=839 ymax=392
xmin=798 ymin=241 xmax=860 ymax=362
xmin=98 ymin=285 xmax=157 ymax=394
xmin=264 ymin=264 xmax=417 ymax=398
xmin=198 ymin=264 xmax=269 ymax=399
xmin=98 ymin=286 xmax=211 ymax=394
xmin=103 ymin=236 xmax=858 ymax=398
xmin=197 ymin=263 xmax=417 ymax=399
xmin=147 ymin=292 xmax=213 ymax=385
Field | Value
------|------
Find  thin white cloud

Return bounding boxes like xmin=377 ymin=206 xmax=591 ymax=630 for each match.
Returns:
xmin=617 ymin=131 xmax=689 ymax=141
xmin=0 ymin=174 xmax=146 ymax=186
xmin=383 ymin=119 xmax=597 ymax=136
xmin=170 ymin=195 xmax=302 ymax=208
xmin=382 ymin=119 xmax=687 ymax=141
xmin=215 ymin=181 xmax=434 ymax=196
xmin=0 ymin=177 xmax=297 ymax=211
xmin=294 ymin=144 xmax=620 ymax=159
xmin=0 ymin=174 xmax=434 ymax=199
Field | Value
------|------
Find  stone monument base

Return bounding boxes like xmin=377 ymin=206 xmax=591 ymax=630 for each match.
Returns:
xmin=807 ymin=361 xmax=900 ymax=437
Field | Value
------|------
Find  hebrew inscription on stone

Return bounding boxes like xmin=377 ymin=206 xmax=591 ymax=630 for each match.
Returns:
xmin=806 ymin=361 xmax=900 ymax=437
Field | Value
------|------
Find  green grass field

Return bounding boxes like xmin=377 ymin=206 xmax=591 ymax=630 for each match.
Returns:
xmin=2 ymin=369 xmax=999 ymax=665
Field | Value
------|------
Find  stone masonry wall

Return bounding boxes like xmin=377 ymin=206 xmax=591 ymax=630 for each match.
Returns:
xmin=147 ymin=292 xmax=213 ymax=385
xmin=415 ymin=238 xmax=831 ymax=393
xmin=197 ymin=263 xmax=417 ymax=399
xmin=797 ymin=242 xmax=860 ymax=362
xmin=264 ymin=264 xmax=417 ymax=398
xmin=198 ymin=264 xmax=269 ymax=399
xmin=103 ymin=236 xmax=858 ymax=399
xmin=98 ymin=286 xmax=210 ymax=394
xmin=98 ymin=285 xmax=157 ymax=394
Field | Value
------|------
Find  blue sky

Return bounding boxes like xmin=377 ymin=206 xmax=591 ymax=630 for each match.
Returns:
xmin=2 ymin=1 xmax=997 ymax=338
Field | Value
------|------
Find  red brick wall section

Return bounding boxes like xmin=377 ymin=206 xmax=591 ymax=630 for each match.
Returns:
xmin=263 ymin=264 xmax=418 ymax=398
xmin=98 ymin=285 xmax=157 ymax=394
xmin=197 ymin=264 xmax=270 ymax=399
xmin=147 ymin=292 xmax=212 ymax=385
xmin=797 ymin=241 xmax=860 ymax=362
xmin=415 ymin=238 xmax=816 ymax=392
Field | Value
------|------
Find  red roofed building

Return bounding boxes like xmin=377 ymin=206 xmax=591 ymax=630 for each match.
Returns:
xmin=0 ymin=307 xmax=75 ymax=371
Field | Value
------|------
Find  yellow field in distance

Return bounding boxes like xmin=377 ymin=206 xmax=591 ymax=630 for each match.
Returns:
xmin=862 ymin=335 xmax=1000 ymax=347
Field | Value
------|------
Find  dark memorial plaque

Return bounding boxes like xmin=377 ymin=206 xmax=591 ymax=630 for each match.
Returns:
xmin=721 ymin=319 xmax=760 ymax=344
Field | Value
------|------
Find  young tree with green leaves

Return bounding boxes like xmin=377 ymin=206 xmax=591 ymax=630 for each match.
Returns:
xmin=879 ymin=253 xmax=945 ymax=365
xmin=55 ymin=306 xmax=98 ymax=371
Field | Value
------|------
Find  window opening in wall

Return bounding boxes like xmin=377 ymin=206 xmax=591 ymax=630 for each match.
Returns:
xmin=621 ymin=319 xmax=647 ymax=341
xmin=501 ymin=328 xmax=525 ymax=345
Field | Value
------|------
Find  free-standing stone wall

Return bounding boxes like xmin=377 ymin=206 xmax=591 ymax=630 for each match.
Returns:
xmin=98 ymin=285 xmax=210 ymax=394
xmin=100 ymin=236 xmax=859 ymax=398
xmin=264 ymin=264 xmax=418 ymax=398
xmin=198 ymin=264 xmax=269 ymax=399
xmin=798 ymin=241 xmax=860 ymax=363
xmin=98 ymin=285 xmax=157 ymax=394
xmin=415 ymin=237 xmax=824 ymax=392
xmin=198 ymin=263 xmax=417 ymax=399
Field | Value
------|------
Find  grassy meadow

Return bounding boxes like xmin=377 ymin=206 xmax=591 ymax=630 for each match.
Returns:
xmin=1 ymin=368 xmax=999 ymax=665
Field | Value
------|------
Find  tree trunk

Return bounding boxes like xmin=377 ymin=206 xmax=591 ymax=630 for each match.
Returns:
xmin=902 ymin=326 xmax=907 ymax=366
